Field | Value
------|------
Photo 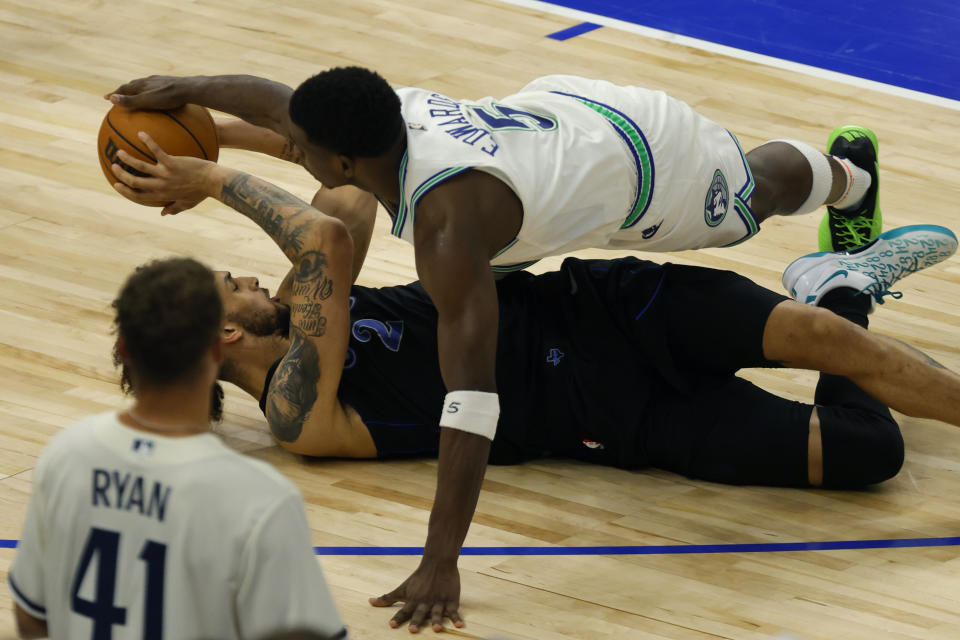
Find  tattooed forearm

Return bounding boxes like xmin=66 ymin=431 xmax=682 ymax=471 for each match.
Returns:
xmin=220 ymin=173 xmax=313 ymax=257
xmin=280 ymin=137 xmax=305 ymax=164
xmin=266 ymin=327 xmax=320 ymax=442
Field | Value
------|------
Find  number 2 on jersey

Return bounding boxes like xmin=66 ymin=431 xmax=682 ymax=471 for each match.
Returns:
xmin=344 ymin=296 xmax=405 ymax=369
xmin=71 ymin=527 xmax=166 ymax=640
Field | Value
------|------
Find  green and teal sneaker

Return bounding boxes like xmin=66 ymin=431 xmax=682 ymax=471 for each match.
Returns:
xmin=817 ymin=125 xmax=882 ymax=252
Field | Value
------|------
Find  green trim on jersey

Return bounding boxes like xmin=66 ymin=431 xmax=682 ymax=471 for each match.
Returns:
xmin=491 ymin=259 xmax=540 ymax=273
xmin=727 ymin=130 xmax=755 ymax=201
xmin=408 ymin=166 xmax=472 ymax=225
xmin=492 ymin=237 xmax=519 ymax=259
xmin=565 ymin=96 xmax=653 ymax=229
xmin=721 ymin=198 xmax=760 ymax=247
xmin=391 ymin=152 xmax=410 ymax=237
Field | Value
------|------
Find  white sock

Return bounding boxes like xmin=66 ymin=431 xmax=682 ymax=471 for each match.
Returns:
xmin=829 ymin=157 xmax=872 ymax=212
xmin=768 ymin=139 xmax=833 ymax=215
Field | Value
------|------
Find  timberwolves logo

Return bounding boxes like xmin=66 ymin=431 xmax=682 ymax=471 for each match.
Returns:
xmin=704 ymin=170 xmax=729 ymax=227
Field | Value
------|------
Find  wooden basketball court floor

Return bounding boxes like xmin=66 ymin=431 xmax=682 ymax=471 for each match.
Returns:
xmin=1 ymin=0 xmax=959 ymax=638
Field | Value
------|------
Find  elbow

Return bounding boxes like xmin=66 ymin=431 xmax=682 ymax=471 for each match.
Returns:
xmin=304 ymin=217 xmax=354 ymax=270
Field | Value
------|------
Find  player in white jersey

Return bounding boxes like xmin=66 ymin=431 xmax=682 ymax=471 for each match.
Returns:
xmin=9 ymin=258 xmax=347 ymax=640
xmin=389 ymin=74 xmax=766 ymax=270
xmin=106 ymin=66 xmax=882 ymax=634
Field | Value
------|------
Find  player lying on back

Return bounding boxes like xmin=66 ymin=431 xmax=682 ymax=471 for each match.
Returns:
xmin=110 ymin=135 xmax=960 ymax=634
xmin=9 ymin=258 xmax=347 ymax=640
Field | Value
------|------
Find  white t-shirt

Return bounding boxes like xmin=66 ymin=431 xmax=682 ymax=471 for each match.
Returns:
xmin=9 ymin=412 xmax=346 ymax=639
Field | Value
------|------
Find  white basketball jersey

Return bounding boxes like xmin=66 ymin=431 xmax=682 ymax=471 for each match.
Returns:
xmin=9 ymin=412 xmax=346 ymax=640
xmin=388 ymin=75 xmax=758 ymax=271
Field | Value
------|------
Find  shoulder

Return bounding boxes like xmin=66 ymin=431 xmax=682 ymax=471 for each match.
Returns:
xmin=34 ymin=412 xmax=114 ymax=475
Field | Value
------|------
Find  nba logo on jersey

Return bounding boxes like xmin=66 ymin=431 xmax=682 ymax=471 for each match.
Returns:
xmin=704 ymin=170 xmax=728 ymax=227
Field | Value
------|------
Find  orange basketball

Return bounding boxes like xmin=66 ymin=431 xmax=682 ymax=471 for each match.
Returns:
xmin=97 ymin=104 xmax=219 ymax=198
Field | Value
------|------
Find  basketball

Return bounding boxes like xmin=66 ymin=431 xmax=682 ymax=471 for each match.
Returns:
xmin=97 ymin=104 xmax=219 ymax=194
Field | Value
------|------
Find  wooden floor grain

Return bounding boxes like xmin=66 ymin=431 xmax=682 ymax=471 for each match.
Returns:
xmin=1 ymin=0 xmax=959 ymax=638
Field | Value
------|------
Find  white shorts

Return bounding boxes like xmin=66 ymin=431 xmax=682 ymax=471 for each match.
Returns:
xmin=524 ymin=76 xmax=761 ymax=254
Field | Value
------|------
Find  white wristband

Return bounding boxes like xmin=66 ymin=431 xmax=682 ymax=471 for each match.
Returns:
xmin=439 ymin=391 xmax=500 ymax=440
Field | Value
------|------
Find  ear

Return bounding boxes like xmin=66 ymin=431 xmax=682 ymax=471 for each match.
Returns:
xmin=338 ymin=154 xmax=355 ymax=179
xmin=222 ymin=322 xmax=244 ymax=345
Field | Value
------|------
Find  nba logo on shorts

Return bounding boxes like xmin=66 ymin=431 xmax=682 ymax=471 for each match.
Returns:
xmin=704 ymin=170 xmax=728 ymax=227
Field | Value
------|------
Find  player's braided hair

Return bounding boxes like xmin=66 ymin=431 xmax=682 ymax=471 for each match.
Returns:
xmin=289 ymin=66 xmax=402 ymax=158
xmin=111 ymin=257 xmax=224 ymax=422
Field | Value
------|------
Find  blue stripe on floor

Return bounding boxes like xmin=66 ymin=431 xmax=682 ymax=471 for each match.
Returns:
xmin=2 ymin=536 xmax=958 ymax=554
xmin=541 ymin=0 xmax=960 ymax=102
xmin=313 ymin=536 xmax=960 ymax=555
xmin=547 ymin=21 xmax=602 ymax=40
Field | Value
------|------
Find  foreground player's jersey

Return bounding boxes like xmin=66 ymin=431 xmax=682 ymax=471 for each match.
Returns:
xmin=9 ymin=413 xmax=346 ymax=640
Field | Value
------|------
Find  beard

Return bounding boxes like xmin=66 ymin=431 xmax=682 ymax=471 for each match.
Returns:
xmin=228 ymin=300 xmax=291 ymax=339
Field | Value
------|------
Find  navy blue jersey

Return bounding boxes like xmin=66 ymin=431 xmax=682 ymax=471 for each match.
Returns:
xmin=264 ymin=257 xmax=687 ymax=468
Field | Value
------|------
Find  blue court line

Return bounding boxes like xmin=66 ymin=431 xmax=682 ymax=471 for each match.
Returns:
xmin=3 ymin=537 xmax=958 ymax=555
xmin=312 ymin=537 xmax=960 ymax=556
xmin=547 ymin=21 xmax=602 ymax=40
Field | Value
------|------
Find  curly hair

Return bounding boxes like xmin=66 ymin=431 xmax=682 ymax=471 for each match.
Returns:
xmin=112 ymin=257 xmax=224 ymax=421
xmin=289 ymin=66 xmax=402 ymax=158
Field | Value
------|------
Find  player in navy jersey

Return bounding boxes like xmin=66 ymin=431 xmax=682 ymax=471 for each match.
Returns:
xmin=108 ymin=136 xmax=960 ymax=634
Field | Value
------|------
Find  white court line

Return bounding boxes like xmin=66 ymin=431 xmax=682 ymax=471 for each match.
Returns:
xmin=494 ymin=0 xmax=960 ymax=112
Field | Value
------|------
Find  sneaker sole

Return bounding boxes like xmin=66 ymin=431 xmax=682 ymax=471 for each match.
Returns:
xmin=786 ymin=224 xmax=958 ymax=290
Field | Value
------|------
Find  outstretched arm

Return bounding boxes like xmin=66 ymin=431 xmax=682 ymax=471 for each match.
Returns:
xmin=107 ymin=74 xmax=294 ymax=136
xmin=370 ymin=181 xmax=499 ymax=633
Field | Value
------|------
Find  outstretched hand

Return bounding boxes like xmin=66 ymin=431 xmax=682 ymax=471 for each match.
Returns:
xmin=105 ymin=75 xmax=191 ymax=110
xmin=111 ymin=132 xmax=218 ymax=215
xmin=369 ymin=559 xmax=465 ymax=633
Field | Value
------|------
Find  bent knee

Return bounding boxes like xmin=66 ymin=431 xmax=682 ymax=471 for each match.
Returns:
xmin=820 ymin=408 xmax=904 ymax=488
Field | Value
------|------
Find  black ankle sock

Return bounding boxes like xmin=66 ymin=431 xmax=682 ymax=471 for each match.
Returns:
xmin=818 ymin=287 xmax=871 ymax=329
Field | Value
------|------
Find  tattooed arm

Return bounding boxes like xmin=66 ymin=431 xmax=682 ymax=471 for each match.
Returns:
xmin=215 ymin=116 xmax=377 ymax=282
xmin=111 ymin=136 xmax=374 ymax=456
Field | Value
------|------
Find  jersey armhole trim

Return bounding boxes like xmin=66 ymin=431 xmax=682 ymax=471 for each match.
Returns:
xmin=396 ymin=165 xmax=474 ymax=239
xmin=8 ymin=573 xmax=47 ymax=619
